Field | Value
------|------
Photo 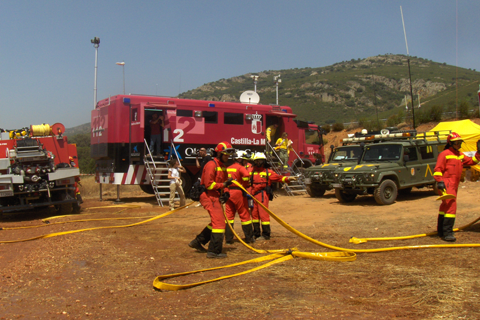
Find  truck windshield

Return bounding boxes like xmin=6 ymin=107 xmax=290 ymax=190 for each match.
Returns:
xmin=363 ymin=144 xmax=401 ymax=162
xmin=305 ymin=130 xmax=320 ymax=145
xmin=331 ymin=146 xmax=362 ymax=161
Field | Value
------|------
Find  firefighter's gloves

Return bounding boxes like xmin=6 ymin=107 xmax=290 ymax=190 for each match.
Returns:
xmin=223 ymin=178 xmax=233 ymax=188
xmin=437 ymin=181 xmax=446 ymax=192
xmin=288 ymin=176 xmax=298 ymax=181
xmin=477 ymin=140 xmax=480 ymax=151
xmin=219 ymin=192 xmax=230 ymax=204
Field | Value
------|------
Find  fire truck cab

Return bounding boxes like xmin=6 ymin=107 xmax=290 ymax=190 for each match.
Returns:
xmin=91 ymin=94 xmax=325 ymax=193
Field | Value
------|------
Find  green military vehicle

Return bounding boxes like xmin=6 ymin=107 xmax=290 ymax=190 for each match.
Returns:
xmin=304 ymin=144 xmax=363 ymax=197
xmin=331 ymin=130 xmax=449 ymax=205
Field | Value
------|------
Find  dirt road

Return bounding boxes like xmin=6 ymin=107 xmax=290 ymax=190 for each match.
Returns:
xmin=1 ymin=181 xmax=480 ymax=319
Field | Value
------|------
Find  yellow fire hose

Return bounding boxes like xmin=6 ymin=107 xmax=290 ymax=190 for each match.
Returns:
xmin=153 ymin=180 xmax=480 ymax=291
xmin=0 ymin=203 xmax=194 ymax=244
xmin=350 ymin=217 xmax=480 ymax=244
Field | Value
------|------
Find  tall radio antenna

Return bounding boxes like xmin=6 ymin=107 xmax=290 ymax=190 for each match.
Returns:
xmin=400 ymin=6 xmax=416 ymax=130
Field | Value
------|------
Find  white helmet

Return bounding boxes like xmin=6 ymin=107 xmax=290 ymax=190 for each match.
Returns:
xmin=235 ymin=150 xmax=245 ymax=159
xmin=253 ymin=152 xmax=267 ymax=161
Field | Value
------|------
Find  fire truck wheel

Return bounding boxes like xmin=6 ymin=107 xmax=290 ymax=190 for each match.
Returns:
xmin=139 ymin=184 xmax=155 ymax=194
xmin=335 ymin=189 xmax=357 ymax=203
xmin=181 ymin=172 xmax=192 ymax=197
xmin=306 ymin=185 xmax=326 ymax=197
xmin=374 ymin=179 xmax=398 ymax=205
xmin=55 ymin=203 xmax=72 ymax=215
xmin=72 ymin=201 xmax=81 ymax=214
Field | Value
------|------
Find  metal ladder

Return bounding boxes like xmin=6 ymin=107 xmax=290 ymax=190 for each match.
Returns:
xmin=265 ymin=142 xmax=307 ymax=196
xmin=143 ymin=139 xmax=180 ymax=206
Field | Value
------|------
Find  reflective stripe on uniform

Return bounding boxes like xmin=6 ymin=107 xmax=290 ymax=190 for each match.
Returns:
xmin=261 ymin=221 xmax=270 ymax=225
xmin=253 ymin=172 xmax=272 ymax=178
xmin=241 ymin=220 xmax=253 ymax=225
xmin=445 ymin=213 xmax=456 ymax=218
xmin=445 ymin=155 xmax=464 ymax=160
xmin=207 ymin=182 xmax=217 ymax=190
xmin=439 ymin=211 xmax=445 ymax=216
xmin=433 ymin=172 xmax=443 ymax=176
xmin=212 ymin=229 xmax=225 ymax=233
xmin=215 ymin=167 xmax=227 ymax=172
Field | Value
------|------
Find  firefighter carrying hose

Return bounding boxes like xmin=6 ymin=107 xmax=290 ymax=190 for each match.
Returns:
xmin=188 ymin=142 xmax=234 ymax=258
xmin=250 ymin=152 xmax=297 ymax=240
xmin=434 ymin=132 xmax=480 ymax=242
xmin=224 ymin=151 xmax=254 ymax=245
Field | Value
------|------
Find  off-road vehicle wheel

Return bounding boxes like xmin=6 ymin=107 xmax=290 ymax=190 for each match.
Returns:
xmin=306 ymin=185 xmax=326 ymax=197
xmin=374 ymin=179 xmax=398 ymax=205
xmin=335 ymin=189 xmax=357 ymax=203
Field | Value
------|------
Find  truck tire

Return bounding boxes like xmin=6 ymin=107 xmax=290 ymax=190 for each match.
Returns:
xmin=55 ymin=203 xmax=72 ymax=215
xmin=72 ymin=201 xmax=81 ymax=214
xmin=306 ymin=185 xmax=326 ymax=197
xmin=374 ymin=179 xmax=398 ymax=205
xmin=335 ymin=189 xmax=357 ymax=203
xmin=139 ymin=184 xmax=155 ymax=194
xmin=181 ymin=172 xmax=193 ymax=198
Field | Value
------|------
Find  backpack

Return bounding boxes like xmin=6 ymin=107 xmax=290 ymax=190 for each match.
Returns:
xmin=189 ymin=179 xmax=206 ymax=201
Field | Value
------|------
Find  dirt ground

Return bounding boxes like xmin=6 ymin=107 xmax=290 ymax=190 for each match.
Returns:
xmin=2 ymin=179 xmax=480 ymax=319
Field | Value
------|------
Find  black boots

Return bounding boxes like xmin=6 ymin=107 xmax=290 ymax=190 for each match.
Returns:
xmin=437 ymin=214 xmax=444 ymax=238
xmin=188 ymin=226 xmax=212 ymax=252
xmin=259 ymin=224 xmax=271 ymax=240
xmin=207 ymin=233 xmax=227 ymax=258
xmin=442 ymin=217 xmax=456 ymax=242
xmin=242 ymin=224 xmax=255 ymax=244
xmin=225 ymin=222 xmax=235 ymax=244
xmin=253 ymin=222 xmax=261 ymax=239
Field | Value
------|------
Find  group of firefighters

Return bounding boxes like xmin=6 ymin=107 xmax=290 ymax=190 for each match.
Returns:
xmin=184 ymin=131 xmax=480 ymax=259
xmin=188 ymin=141 xmax=297 ymax=259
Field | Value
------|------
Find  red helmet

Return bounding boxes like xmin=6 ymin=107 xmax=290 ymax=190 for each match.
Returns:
xmin=447 ymin=132 xmax=463 ymax=143
xmin=215 ymin=141 xmax=235 ymax=155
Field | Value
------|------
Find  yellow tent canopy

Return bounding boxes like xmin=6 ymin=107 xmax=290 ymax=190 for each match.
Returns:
xmin=429 ymin=119 xmax=480 ymax=172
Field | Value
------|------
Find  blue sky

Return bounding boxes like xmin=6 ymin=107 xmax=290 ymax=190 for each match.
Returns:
xmin=1 ymin=0 xmax=479 ymax=130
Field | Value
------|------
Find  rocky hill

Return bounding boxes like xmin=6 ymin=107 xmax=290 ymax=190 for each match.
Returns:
xmin=179 ymin=54 xmax=480 ymax=126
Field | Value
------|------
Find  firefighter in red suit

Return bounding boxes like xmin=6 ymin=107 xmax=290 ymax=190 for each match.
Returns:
xmin=434 ymin=132 xmax=480 ymax=242
xmin=188 ymin=142 xmax=234 ymax=258
xmin=250 ymin=152 xmax=297 ymax=240
xmin=224 ymin=151 xmax=254 ymax=244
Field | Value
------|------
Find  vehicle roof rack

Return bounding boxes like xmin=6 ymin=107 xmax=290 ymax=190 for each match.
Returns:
xmin=342 ymin=129 xmax=451 ymax=144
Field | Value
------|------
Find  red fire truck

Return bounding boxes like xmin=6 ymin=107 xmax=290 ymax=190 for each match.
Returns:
xmin=91 ymin=94 xmax=325 ymax=193
xmin=0 ymin=123 xmax=80 ymax=214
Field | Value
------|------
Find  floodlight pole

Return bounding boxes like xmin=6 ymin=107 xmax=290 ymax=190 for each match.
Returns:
xmin=274 ymin=75 xmax=281 ymax=105
xmin=251 ymin=75 xmax=259 ymax=92
xmin=116 ymin=61 xmax=125 ymax=94
xmin=401 ymin=7 xmax=416 ymax=130
xmin=91 ymin=37 xmax=100 ymax=110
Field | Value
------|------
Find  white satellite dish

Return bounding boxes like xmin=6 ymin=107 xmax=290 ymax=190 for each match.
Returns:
xmin=239 ymin=90 xmax=260 ymax=104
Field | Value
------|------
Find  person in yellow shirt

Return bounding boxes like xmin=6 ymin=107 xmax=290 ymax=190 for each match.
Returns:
xmin=275 ymin=132 xmax=290 ymax=169
xmin=266 ymin=123 xmax=278 ymax=145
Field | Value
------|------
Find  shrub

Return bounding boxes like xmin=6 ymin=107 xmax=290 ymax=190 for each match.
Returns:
xmin=458 ymin=101 xmax=470 ymax=119
xmin=321 ymin=124 xmax=331 ymax=133
xmin=331 ymin=122 xmax=344 ymax=132
xmin=429 ymin=105 xmax=443 ymax=122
